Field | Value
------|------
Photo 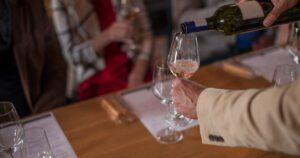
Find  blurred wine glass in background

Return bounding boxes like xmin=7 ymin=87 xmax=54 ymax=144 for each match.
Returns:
xmin=273 ymin=64 xmax=300 ymax=87
xmin=116 ymin=0 xmax=141 ymax=55
xmin=152 ymin=60 xmax=183 ymax=144
xmin=0 ymin=102 xmax=24 ymax=158
xmin=23 ymin=127 xmax=54 ymax=158
xmin=285 ymin=22 xmax=300 ymax=64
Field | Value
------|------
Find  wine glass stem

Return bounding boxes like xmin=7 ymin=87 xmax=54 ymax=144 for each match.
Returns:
xmin=168 ymin=98 xmax=182 ymax=119
xmin=294 ymin=56 xmax=300 ymax=64
xmin=163 ymin=101 xmax=176 ymax=131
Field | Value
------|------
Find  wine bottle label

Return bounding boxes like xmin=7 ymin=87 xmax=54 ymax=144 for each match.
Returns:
xmin=237 ymin=1 xmax=264 ymax=20
xmin=194 ymin=19 xmax=207 ymax=27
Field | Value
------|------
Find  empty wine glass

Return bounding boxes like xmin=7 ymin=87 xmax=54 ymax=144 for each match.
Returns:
xmin=23 ymin=127 xmax=54 ymax=158
xmin=167 ymin=33 xmax=200 ymax=127
xmin=0 ymin=102 xmax=24 ymax=158
xmin=116 ymin=0 xmax=141 ymax=55
xmin=285 ymin=22 xmax=300 ymax=64
xmin=273 ymin=64 xmax=300 ymax=87
xmin=152 ymin=60 xmax=183 ymax=144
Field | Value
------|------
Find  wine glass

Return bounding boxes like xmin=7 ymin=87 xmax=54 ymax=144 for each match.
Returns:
xmin=23 ymin=127 xmax=54 ymax=158
xmin=116 ymin=0 xmax=141 ymax=55
xmin=273 ymin=64 xmax=300 ymax=87
xmin=167 ymin=32 xmax=200 ymax=127
xmin=0 ymin=102 xmax=24 ymax=158
xmin=285 ymin=22 xmax=300 ymax=64
xmin=152 ymin=60 xmax=183 ymax=144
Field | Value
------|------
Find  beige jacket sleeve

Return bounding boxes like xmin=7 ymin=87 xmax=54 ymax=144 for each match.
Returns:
xmin=197 ymin=78 xmax=300 ymax=155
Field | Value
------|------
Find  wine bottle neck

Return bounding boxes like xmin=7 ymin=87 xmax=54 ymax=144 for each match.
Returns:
xmin=206 ymin=16 xmax=216 ymax=30
xmin=180 ymin=19 xmax=209 ymax=34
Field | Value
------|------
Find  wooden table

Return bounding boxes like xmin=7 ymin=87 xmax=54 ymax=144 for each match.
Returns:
xmin=53 ymin=64 xmax=299 ymax=158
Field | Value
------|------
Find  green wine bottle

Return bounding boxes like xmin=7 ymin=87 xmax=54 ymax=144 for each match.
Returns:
xmin=180 ymin=1 xmax=300 ymax=35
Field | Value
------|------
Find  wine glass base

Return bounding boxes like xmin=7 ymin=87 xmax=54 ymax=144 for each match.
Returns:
xmin=156 ymin=128 xmax=183 ymax=144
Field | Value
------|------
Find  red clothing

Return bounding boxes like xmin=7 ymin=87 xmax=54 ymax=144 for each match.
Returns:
xmin=79 ymin=0 xmax=131 ymax=100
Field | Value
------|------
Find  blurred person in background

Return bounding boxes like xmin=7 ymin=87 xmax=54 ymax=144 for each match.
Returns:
xmin=171 ymin=0 xmax=275 ymax=64
xmin=51 ymin=0 xmax=153 ymax=101
xmin=0 ymin=0 xmax=67 ymax=117
xmin=172 ymin=0 xmax=300 ymax=155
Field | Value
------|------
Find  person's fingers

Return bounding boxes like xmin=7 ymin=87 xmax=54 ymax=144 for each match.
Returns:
xmin=171 ymin=79 xmax=182 ymax=99
xmin=265 ymin=0 xmax=300 ymax=27
xmin=115 ymin=20 xmax=133 ymax=29
xmin=173 ymin=99 xmax=180 ymax=109
xmin=264 ymin=0 xmax=288 ymax=27
xmin=172 ymin=78 xmax=181 ymax=88
xmin=171 ymin=88 xmax=178 ymax=99
xmin=118 ymin=25 xmax=133 ymax=38
xmin=126 ymin=27 xmax=134 ymax=38
xmin=113 ymin=24 xmax=129 ymax=31
xmin=111 ymin=21 xmax=134 ymax=41
xmin=116 ymin=29 xmax=127 ymax=38
xmin=172 ymin=96 xmax=183 ymax=110
xmin=111 ymin=29 xmax=128 ymax=42
xmin=235 ymin=0 xmax=246 ymax=3
xmin=176 ymin=106 xmax=185 ymax=115
xmin=263 ymin=6 xmax=284 ymax=27
xmin=112 ymin=23 xmax=130 ymax=33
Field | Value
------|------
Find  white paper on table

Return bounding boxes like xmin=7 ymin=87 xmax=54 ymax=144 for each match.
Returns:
xmin=121 ymin=86 xmax=198 ymax=138
xmin=22 ymin=112 xmax=77 ymax=158
xmin=241 ymin=47 xmax=294 ymax=82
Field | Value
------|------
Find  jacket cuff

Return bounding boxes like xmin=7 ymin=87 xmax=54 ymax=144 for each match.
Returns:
xmin=197 ymin=88 xmax=231 ymax=146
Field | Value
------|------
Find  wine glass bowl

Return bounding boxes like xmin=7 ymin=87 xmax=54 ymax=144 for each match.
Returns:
xmin=168 ymin=33 xmax=200 ymax=79
xmin=0 ymin=102 xmax=24 ymax=157
xmin=152 ymin=62 xmax=174 ymax=102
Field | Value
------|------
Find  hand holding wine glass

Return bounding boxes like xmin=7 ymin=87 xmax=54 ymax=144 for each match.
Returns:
xmin=167 ymin=33 xmax=200 ymax=127
xmin=104 ymin=21 xmax=134 ymax=43
xmin=171 ymin=78 xmax=206 ymax=119
xmin=117 ymin=0 xmax=141 ymax=53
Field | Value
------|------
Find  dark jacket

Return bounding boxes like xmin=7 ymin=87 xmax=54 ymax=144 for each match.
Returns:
xmin=11 ymin=0 xmax=67 ymax=113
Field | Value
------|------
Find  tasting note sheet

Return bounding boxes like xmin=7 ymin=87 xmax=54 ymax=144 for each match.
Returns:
xmin=22 ymin=112 xmax=77 ymax=158
xmin=120 ymin=86 xmax=198 ymax=138
xmin=241 ymin=47 xmax=295 ymax=81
